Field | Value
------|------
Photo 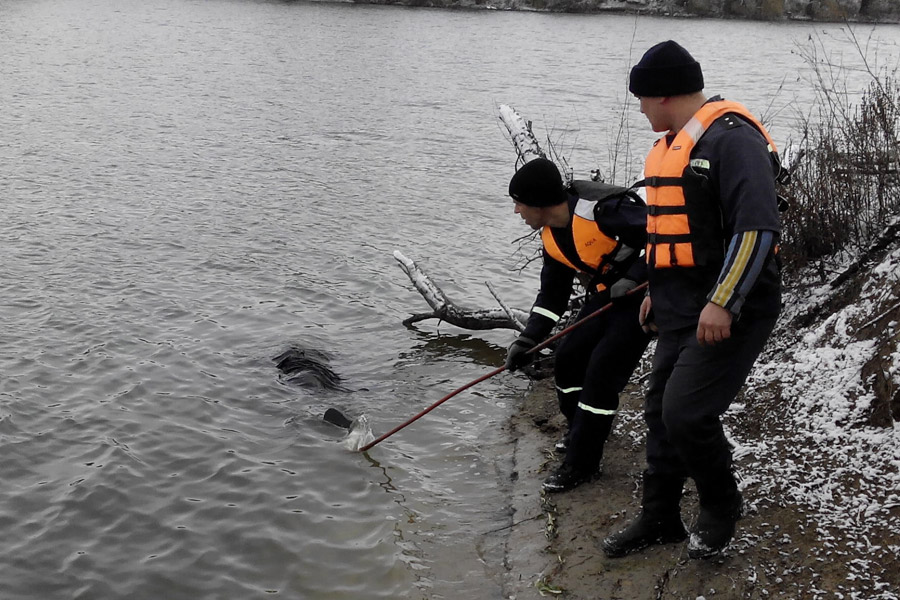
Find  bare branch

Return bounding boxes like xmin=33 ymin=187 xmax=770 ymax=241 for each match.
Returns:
xmin=394 ymin=250 xmax=528 ymax=331
xmin=498 ymin=104 xmax=545 ymax=166
xmin=486 ymin=281 xmax=526 ymax=332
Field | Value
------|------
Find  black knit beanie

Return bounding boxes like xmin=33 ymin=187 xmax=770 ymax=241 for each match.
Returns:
xmin=508 ymin=158 xmax=568 ymax=207
xmin=629 ymin=40 xmax=704 ymax=97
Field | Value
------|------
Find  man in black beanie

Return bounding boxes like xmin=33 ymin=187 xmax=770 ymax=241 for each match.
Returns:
xmin=505 ymin=157 xmax=651 ymax=493
xmin=601 ymin=40 xmax=784 ymax=560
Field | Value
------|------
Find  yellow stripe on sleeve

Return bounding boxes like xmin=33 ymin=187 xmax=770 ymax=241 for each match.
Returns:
xmin=711 ymin=231 xmax=757 ymax=307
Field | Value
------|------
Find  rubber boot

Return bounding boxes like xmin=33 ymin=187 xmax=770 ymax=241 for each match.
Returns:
xmin=688 ymin=471 xmax=743 ymax=559
xmin=601 ymin=471 xmax=687 ymax=558
xmin=543 ymin=411 xmax=613 ymax=493
xmin=541 ymin=461 xmax=601 ymax=493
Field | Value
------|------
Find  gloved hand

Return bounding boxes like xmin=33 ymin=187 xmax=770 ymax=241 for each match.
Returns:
xmin=609 ymin=278 xmax=638 ymax=300
xmin=505 ymin=336 xmax=537 ymax=372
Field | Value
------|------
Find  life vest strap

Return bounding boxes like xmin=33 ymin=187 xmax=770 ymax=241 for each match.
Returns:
xmin=648 ymin=232 xmax=692 ymax=244
xmin=647 ymin=205 xmax=689 ymax=216
xmin=644 ymin=175 xmax=683 ymax=187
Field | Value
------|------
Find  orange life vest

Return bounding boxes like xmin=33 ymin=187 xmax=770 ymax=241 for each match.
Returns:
xmin=644 ymin=100 xmax=780 ymax=269
xmin=541 ymin=198 xmax=622 ymax=293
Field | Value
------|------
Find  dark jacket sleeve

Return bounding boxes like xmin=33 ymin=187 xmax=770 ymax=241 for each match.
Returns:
xmin=521 ymin=250 xmax=575 ymax=342
xmin=703 ymin=114 xmax=782 ymax=316
xmin=707 ymin=230 xmax=778 ymax=316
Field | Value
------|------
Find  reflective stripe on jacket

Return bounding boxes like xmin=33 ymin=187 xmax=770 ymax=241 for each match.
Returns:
xmin=644 ymin=100 xmax=779 ymax=269
xmin=541 ymin=198 xmax=622 ymax=293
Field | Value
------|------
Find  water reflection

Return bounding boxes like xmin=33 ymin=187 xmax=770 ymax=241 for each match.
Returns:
xmin=401 ymin=329 xmax=507 ymax=367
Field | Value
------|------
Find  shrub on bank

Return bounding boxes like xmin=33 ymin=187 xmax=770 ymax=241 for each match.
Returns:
xmin=777 ymin=35 xmax=900 ymax=277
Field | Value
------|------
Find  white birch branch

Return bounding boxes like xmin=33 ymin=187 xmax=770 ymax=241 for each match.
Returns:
xmin=394 ymin=250 xmax=528 ymax=330
xmin=486 ymin=281 xmax=526 ymax=332
xmin=498 ymin=104 xmax=544 ymax=165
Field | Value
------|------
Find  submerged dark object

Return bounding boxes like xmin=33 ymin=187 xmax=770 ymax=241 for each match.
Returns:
xmin=274 ymin=345 xmax=345 ymax=391
xmin=323 ymin=408 xmax=353 ymax=429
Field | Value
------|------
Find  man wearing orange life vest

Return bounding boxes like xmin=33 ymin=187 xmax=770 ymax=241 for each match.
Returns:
xmin=601 ymin=41 xmax=783 ymax=560
xmin=505 ymin=157 xmax=651 ymax=493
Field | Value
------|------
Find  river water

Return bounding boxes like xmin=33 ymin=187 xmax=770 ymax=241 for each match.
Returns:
xmin=1 ymin=1 xmax=898 ymax=598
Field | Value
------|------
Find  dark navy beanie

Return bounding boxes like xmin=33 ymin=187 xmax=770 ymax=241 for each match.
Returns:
xmin=629 ymin=40 xmax=704 ymax=97
xmin=508 ymin=158 xmax=568 ymax=207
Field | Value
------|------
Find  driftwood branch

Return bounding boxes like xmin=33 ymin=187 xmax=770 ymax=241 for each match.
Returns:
xmin=393 ymin=106 xmax=551 ymax=333
xmin=394 ymin=250 xmax=528 ymax=330
xmin=486 ymin=281 xmax=526 ymax=332
xmin=498 ymin=104 xmax=544 ymax=165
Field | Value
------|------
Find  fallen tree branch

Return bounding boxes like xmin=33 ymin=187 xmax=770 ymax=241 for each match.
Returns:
xmin=790 ymin=219 xmax=900 ymax=330
xmin=394 ymin=107 xmax=556 ymax=333
xmin=498 ymin=104 xmax=544 ymax=165
xmin=394 ymin=250 xmax=528 ymax=330
xmin=486 ymin=281 xmax=526 ymax=332
xmin=830 ymin=219 xmax=900 ymax=289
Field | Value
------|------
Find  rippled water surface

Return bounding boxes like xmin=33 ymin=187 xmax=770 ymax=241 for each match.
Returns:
xmin=2 ymin=1 xmax=899 ymax=598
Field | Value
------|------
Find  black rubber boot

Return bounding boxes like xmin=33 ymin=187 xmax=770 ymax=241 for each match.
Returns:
xmin=601 ymin=510 xmax=688 ymax=558
xmin=601 ymin=471 xmax=687 ymax=558
xmin=545 ymin=411 xmax=614 ymax=493
xmin=567 ymin=410 xmax=614 ymax=470
xmin=542 ymin=462 xmax=600 ymax=493
xmin=688 ymin=472 xmax=743 ymax=559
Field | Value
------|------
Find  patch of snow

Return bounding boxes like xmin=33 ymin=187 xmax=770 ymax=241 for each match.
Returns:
xmin=731 ymin=249 xmax=900 ymax=599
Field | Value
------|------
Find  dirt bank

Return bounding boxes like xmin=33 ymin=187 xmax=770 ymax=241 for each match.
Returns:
xmin=500 ymin=374 xmax=899 ymax=599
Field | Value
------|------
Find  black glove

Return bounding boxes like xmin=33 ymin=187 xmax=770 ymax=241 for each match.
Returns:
xmin=609 ymin=278 xmax=638 ymax=301
xmin=505 ymin=336 xmax=537 ymax=372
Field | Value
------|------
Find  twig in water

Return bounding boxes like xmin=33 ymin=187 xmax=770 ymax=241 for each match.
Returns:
xmin=481 ymin=512 xmax=544 ymax=535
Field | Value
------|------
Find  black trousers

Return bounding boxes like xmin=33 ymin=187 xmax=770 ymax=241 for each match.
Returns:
xmin=644 ymin=314 xmax=777 ymax=507
xmin=555 ymin=293 xmax=651 ymax=471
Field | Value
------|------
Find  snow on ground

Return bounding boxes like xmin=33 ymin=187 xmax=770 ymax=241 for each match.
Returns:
xmin=728 ymin=243 xmax=900 ymax=599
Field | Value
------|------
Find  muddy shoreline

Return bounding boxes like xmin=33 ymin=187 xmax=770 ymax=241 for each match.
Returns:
xmin=498 ymin=376 xmax=899 ymax=599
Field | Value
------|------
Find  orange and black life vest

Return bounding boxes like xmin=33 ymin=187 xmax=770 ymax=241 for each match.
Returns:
xmin=644 ymin=100 xmax=780 ymax=269
xmin=541 ymin=194 xmax=622 ymax=293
